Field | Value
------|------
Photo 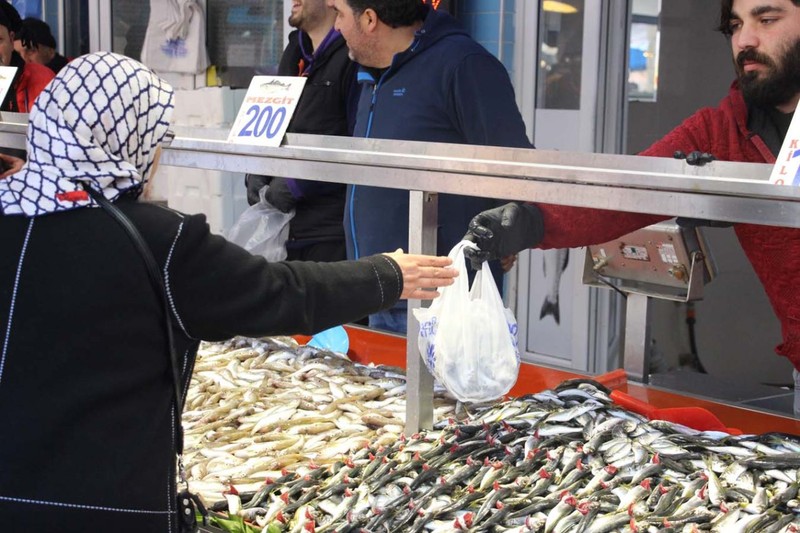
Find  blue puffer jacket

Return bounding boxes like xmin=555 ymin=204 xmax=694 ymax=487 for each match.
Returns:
xmin=344 ymin=7 xmax=532 ymax=263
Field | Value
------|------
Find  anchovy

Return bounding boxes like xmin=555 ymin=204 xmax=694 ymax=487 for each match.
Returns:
xmin=191 ymin=343 xmax=800 ymax=533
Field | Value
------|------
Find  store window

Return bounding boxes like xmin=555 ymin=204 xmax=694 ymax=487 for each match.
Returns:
xmin=111 ymin=1 xmax=149 ymax=61
xmin=628 ymin=0 xmax=661 ymax=102
xmin=109 ymin=0 xmax=283 ymax=88
xmin=63 ymin=0 xmax=89 ymax=59
xmin=536 ymin=0 xmax=584 ymax=110
xmin=207 ymin=1 xmax=283 ymax=87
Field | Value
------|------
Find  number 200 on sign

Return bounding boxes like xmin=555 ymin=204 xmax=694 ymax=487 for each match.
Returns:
xmin=237 ymin=105 xmax=287 ymax=138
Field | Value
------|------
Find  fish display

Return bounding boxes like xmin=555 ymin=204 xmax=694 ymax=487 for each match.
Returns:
xmin=186 ymin=338 xmax=800 ymax=532
xmin=183 ymin=336 xmax=457 ymax=503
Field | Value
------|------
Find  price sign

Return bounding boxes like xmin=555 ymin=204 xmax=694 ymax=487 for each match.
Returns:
xmin=769 ymin=100 xmax=800 ymax=186
xmin=228 ymin=76 xmax=307 ymax=147
xmin=0 ymin=66 xmax=18 ymax=109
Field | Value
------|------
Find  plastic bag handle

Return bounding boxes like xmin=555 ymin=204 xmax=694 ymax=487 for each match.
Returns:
xmin=436 ymin=241 xmax=471 ymax=312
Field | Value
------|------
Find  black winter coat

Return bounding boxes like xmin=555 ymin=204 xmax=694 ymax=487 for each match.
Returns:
xmin=250 ymin=30 xmax=358 ymax=246
xmin=0 ymin=200 xmax=401 ymax=531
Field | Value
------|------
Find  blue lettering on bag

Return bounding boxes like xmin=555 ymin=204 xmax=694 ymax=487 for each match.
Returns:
xmin=508 ymin=322 xmax=519 ymax=349
xmin=426 ymin=344 xmax=436 ymax=371
xmin=419 ymin=317 xmax=438 ymax=338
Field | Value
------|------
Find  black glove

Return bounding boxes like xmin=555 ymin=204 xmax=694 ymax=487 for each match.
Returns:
xmin=672 ymin=150 xmax=733 ymax=229
xmin=676 ymin=217 xmax=733 ymax=229
xmin=264 ymin=177 xmax=298 ymax=213
xmin=672 ymin=151 xmax=731 ymax=228
xmin=674 ymin=150 xmax=715 ymax=166
xmin=245 ymin=174 xmax=271 ymax=206
xmin=463 ymin=202 xmax=544 ymax=270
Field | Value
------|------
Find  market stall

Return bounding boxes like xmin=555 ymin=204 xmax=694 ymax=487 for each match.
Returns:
xmin=2 ymin=117 xmax=799 ymax=531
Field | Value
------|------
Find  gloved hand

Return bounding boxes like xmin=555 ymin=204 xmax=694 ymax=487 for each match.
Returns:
xmin=244 ymin=174 xmax=271 ymax=206
xmin=463 ymin=202 xmax=544 ymax=270
xmin=264 ymin=177 xmax=299 ymax=213
xmin=674 ymin=150 xmax=715 ymax=166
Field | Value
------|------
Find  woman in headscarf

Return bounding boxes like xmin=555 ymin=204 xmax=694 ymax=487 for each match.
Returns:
xmin=0 ymin=52 xmax=455 ymax=531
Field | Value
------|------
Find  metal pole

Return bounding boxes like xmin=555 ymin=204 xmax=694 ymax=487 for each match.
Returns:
xmin=623 ymin=293 xmax=651 ymax=383
xmin=405 ymin=191 xmax=438 ymax=434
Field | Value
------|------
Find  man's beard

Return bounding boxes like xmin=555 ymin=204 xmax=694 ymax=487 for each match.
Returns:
xmin=288 ymin=11 xmax=303 ymax=28
xmin=736 ymin=38 xmax=800 ymax=108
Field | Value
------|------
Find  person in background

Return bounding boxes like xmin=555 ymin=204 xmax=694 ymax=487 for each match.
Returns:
xmin=14 ymin=17 xmax=69 ymax=74
xmin=329 ymin=0 xmax=533 ymax=334
xmin=0 ymin=52 xmax=457 ymax=530
xmin=464 ymin=0 xmax=800 ymax=410
xmin=245 ymin=0 xmax=358 ymax=262
xmin=0 ymin=3 xmax=53 ymax=112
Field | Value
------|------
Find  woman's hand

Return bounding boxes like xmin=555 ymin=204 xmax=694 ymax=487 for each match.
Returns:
xmin=0 ymin=153 xmax=24 ymax=179
xmin=383 ymin=249 xmax=458 ymax=300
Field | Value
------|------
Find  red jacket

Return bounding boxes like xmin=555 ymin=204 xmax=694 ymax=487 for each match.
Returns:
xmin=536 ymin=83 xmax=800 ymax=370
xmin=15 ymin=62 xmax=54 ymax=112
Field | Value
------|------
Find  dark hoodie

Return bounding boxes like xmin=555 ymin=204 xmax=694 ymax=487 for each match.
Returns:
xmin=344 ymin=7 xmax=532 ymax=263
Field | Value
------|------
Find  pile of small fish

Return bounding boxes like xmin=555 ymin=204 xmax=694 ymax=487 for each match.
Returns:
xmin=183 ymin=337 xmax=457 ymax=502
xmin=214 ymin=380 xmax=800 ymax=532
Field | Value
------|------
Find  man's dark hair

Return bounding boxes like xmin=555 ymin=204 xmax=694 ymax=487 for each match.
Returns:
xmin=345 ymin=0 xmax=427 ymax=28
xmin=718 ymin=0 xmax=800 ymax=36
xmin=18 ymin=18 xmax=57 ymax=49
xmin=0 ymin=2 xmax=21 ymax=34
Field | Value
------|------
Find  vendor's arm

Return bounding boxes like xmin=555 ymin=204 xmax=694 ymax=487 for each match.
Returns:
xmin=165 ymin=213 xmax=453 ymax=341
xmin=465 ymin=119 xmax=719 ymax=257
xmin=535 ymin=205 xmax=667 ymax=249
xmin=498 ymin=113 xmax=718 ymax=251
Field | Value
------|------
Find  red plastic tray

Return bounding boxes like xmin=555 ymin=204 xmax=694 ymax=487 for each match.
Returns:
xmin=295 ymin=325 xmax=800 ymax=436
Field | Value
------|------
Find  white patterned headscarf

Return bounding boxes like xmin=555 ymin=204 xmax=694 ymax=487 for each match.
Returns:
xmin=0 ymin=52 xmax=174 ymax=216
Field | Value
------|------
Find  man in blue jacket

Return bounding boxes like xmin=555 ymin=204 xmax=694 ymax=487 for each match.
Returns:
xmin=330 ymin=0 xmax=532 ymax=333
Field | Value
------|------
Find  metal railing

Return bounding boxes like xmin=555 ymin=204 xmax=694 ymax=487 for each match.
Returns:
xmin=1 ymin=117 xmax=794 ymax=431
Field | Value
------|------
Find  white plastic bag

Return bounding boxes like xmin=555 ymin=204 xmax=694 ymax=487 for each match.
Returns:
xmin=413 ymin=241 xmax=520 ymax=402
xmin=226 ymin=187 xmax=294 ymax=262
xmin=141 ymin=0 xmax=209 ymax=74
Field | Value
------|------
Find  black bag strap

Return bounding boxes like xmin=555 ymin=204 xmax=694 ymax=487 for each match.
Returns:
xmin=84 ymin=187 xmax=185 ymax=457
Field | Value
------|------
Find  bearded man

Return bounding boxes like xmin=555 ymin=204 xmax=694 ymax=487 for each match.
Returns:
xmin=463 ymin=0 xmax=800 ymax=409
xmin=244 ymin=0 xmax=358 ymax=262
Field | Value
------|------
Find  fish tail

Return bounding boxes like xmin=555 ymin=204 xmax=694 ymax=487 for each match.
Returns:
xmin=540 ymin=298 xmax=561 ymax=325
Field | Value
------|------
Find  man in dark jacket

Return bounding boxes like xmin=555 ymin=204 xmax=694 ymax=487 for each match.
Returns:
xmin=331 ymin=0 xmax=532 ymax=333
xmin=465 ymin=0 xmax=800 ymax=407
xmin=245 ymin=0 xmax=358 ymax=262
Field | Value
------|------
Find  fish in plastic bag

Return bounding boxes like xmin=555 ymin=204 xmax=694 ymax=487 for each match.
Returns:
xmin=413 ymin=240 xmax=520 ymax=402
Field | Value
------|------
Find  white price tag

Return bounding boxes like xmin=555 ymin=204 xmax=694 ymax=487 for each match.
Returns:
xmin=0 ymin=66 xmax=18 ymax=108
xmin=228 ymin=76 xmax=307 ymax=147
xmin=769 ymin=100 xmax=800 ymax=186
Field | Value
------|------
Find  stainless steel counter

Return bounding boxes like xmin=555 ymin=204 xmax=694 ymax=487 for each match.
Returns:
xmin=159 ymin=129 xmax=796 ymax=227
